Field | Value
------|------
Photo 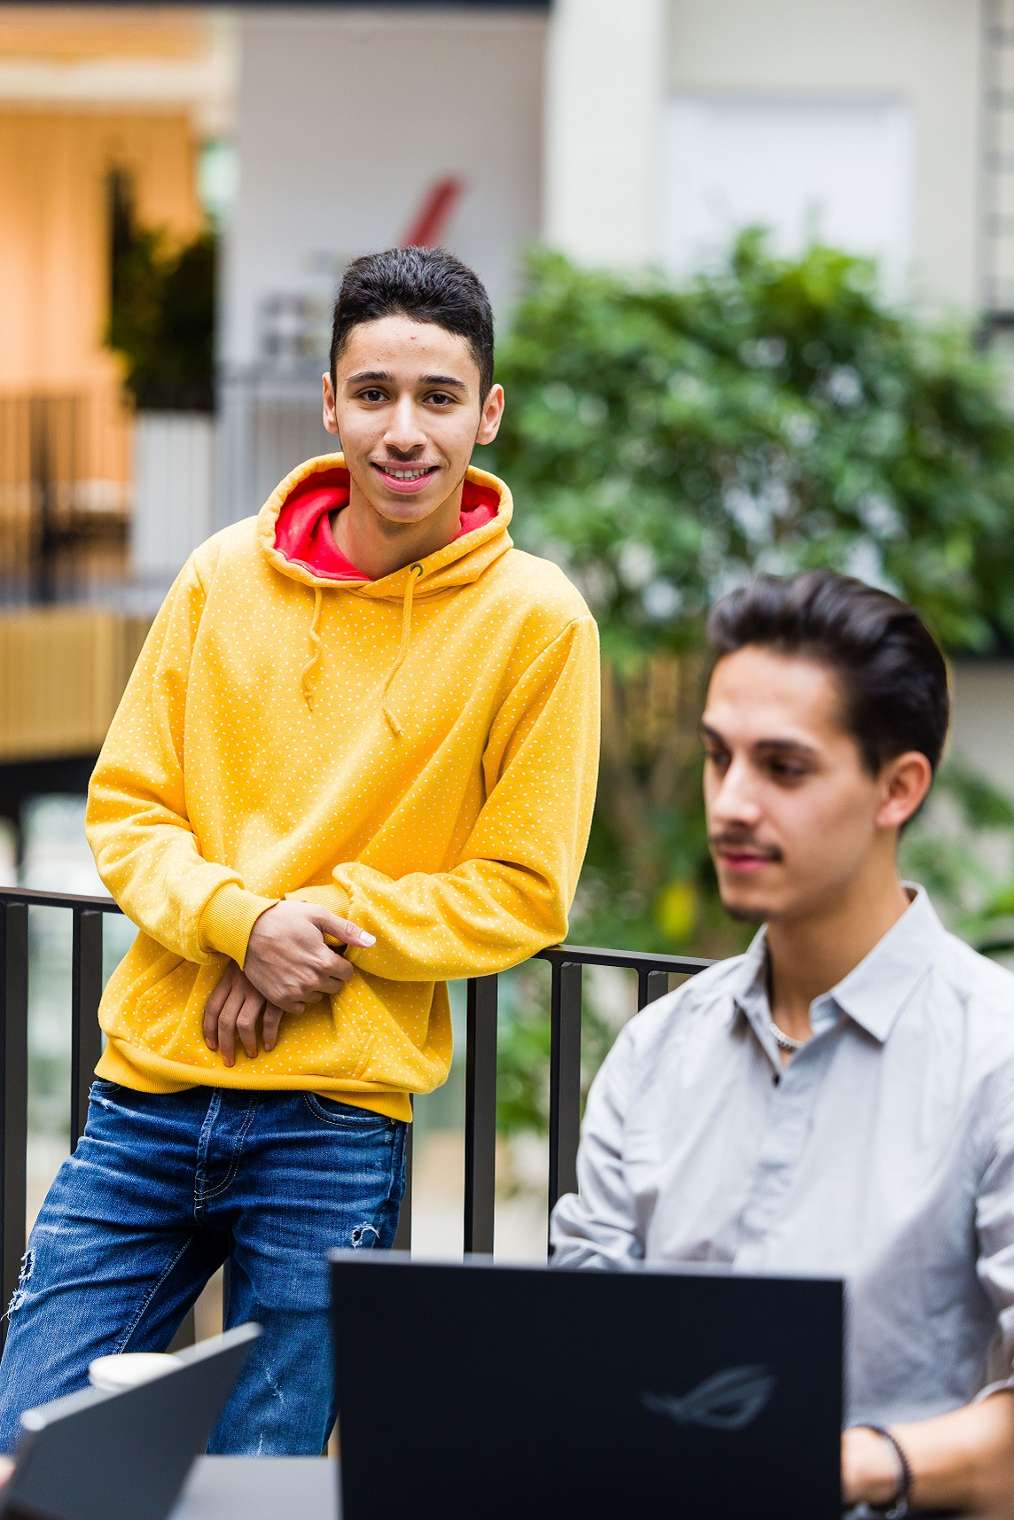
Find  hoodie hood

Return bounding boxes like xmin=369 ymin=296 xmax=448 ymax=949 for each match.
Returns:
xmin=258 ymin=452 xmax=513 ymax=592
xmin=256 ymin=452 xmax=514 ymax=725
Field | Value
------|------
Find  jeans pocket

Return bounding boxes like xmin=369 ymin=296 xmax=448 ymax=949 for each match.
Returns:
xmin=302 ymin=1094 xmax=396 ymax=1131
xmin=90 ymin=1079 xmax=123 ymax=1098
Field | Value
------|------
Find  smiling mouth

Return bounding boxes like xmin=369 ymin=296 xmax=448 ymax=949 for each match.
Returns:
xmin=371 ymin=463 xmax=438 ymax=482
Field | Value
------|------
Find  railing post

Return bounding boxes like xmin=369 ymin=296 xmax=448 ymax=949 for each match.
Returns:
xmin=71 ymin=910 xmax=104 ymax=1144
xmin=548 ymin=961 xmax=583 ymax=1249
xmin=1 ymin=903 xmax=29 ymax=1341
xmin=637 ymin=968 xmax=670 ymax=1010
xmin=393 ymin=1114 xmax=413 ymax=1252
xmin=464 ymin=976 xmax=498 ymax=1255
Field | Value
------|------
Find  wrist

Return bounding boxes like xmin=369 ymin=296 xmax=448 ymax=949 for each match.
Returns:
xmin=848 ymin=1425 xmax=911 ymax=1516
xmin=200 ymin=884 xmax=278 ymax=966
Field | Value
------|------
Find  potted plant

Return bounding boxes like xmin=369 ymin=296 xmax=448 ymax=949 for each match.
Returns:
xmin=107 ymin=224 xmax=217 ymax=582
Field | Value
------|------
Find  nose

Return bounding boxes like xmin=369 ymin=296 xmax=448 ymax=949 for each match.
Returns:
xmin=383 ymin=395 xmax=428 ymax=456
xmin=708 ymin=758 xmax=764 ymax=831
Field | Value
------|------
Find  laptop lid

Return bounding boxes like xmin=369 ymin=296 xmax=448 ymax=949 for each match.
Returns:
xmin=331 ymin=1253 xmax=842 ymax=1520
xmin=0 ymin=1322 xmax=261 ymax=1520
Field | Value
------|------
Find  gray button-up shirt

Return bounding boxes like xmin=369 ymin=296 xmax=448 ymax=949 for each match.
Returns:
xmin=551 ymin=888 xmax=1014 ymax=1424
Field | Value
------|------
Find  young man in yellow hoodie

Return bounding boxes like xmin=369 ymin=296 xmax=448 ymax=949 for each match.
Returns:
xmin=0 ymin=248 xmax=600 ymax=1455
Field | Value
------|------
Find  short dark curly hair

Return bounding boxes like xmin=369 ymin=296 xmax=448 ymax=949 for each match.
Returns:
xmin=707 ymin=570 xmax=950 ymax=777
xmin=329 ymin=246 xmax=494 ymax=398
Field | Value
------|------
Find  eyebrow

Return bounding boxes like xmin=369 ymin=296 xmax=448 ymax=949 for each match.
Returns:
xmin=698 ymin=722 xmax=820 ymax=759
xmin=345 ymin=370 xmax=468 ymax=389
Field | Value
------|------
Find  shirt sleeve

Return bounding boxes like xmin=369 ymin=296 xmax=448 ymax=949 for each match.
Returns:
xmin=550 ymin=1020 xmax=644 ymax=1270
xmin=974 ymin=1080 xmax=1014 ymax=1401
xmin=286 ymin=615 xmax=600 ymax=983
xmin=85 ymin=555 xmax=277 ymax=966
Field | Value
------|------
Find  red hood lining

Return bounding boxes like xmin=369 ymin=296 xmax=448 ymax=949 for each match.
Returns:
xmin=273 ymin=466 xmax=500 ymax=581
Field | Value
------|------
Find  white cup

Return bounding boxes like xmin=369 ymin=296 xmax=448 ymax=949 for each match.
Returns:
xmin=87 ymin=1351 xmax=182 ymax=1393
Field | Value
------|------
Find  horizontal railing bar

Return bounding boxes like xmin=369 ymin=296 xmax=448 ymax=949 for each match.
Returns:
xmin=0 ymin=889 xmax=710 ymax=978
xmin=0 ymin=886 xmax=123 ymax=914
xmin=539 ymin=944 xmax=710 ymax=976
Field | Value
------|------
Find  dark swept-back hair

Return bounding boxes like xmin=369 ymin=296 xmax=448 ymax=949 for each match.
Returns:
xmin=707 ymin=570 xmax=950 ymax=776
xmin=329 ymin=246 xmax=495 ymax=398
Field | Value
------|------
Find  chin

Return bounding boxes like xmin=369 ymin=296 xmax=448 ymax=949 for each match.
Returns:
xmin=716 ymin=879 xmax=772 ymax=925
xmin=722 ymin=899 xmax=769 ymax=925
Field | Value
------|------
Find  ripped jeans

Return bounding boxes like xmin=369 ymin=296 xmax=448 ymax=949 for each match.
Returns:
xmin=0 ymin=1081 xmax=407 ymax=1456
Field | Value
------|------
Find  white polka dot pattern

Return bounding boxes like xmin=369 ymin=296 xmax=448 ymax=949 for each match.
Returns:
xmin=84 ymin=456 xmax=601 ymax=1122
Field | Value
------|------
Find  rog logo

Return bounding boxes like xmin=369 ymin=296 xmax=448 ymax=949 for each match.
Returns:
xmin=642 ymin=1365 xmax=776 ymax=1431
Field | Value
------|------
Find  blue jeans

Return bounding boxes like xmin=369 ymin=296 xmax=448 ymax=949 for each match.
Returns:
xmin=0 ymin=1081 xmax=407 ymax=1456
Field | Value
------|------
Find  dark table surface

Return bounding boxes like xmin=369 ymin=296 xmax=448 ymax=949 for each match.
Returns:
xmin=168 ymin=1457 xmax=988 ymax=1520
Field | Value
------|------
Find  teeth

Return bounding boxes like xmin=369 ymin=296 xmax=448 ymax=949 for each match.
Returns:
xmin=385 ymin=468 xmax=430 ymax=480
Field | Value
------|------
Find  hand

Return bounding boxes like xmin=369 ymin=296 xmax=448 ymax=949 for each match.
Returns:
xmin=841 ymin=1426 xmax=902 ymax=1509
xmin=0 ymin=1456 xmax=11 ymax=1486
xmin=203 ymin=962 xmax=287 ymax=1067
xmin=243 ymin=901 xmax=374 ymax=1014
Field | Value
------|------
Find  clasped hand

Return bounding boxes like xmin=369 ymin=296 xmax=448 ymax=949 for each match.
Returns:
xmin=203 ymin=900 xmax=374 ymax=1067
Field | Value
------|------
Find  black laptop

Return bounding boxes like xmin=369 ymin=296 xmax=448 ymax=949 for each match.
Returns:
xmin=330 ymin=1253 xmax=842 ymax=1520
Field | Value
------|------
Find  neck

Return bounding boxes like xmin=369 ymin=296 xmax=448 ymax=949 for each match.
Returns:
xmin=766 ymin=861 xmax=912 ymax=1040
xmin=334 ymin=476 xmax=465 ymax=580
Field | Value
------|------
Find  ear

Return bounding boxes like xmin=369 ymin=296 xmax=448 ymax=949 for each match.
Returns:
xmin=875 ymin=751 xmax=933 ymax=832
xmin=475 ymin=383 xmax=505 ymax=447
xmin=321 ymin=372 xmax=339 ymax=437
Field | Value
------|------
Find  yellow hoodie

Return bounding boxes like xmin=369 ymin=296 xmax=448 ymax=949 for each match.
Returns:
xmin=85 ymin=454 xmax=600 ymax=1121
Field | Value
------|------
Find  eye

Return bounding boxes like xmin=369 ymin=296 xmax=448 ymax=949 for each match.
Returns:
xmin=426 ymin=392 xmax=456 ymax=406
xmin=768 ymin=760 xmax=807 ymax=781
xmin=703 ymin=747 xmax=730 ymax=772
xmin=357 ymin=388 xmax=387 ymax=403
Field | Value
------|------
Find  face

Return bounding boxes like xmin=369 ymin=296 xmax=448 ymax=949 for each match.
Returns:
xmin=700 ymin=647 xmax=929 ymax=925
xmin=321 ymin=314 xmax=504 ymax=529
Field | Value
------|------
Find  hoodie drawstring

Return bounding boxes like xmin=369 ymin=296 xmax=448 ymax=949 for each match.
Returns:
xmin=382 ymin=563 xmax=423 ymax=737
xmin=300 ymin=585 xmax=324 ymax=710
xmin=301 ymin=567 xmax=422 ymax=728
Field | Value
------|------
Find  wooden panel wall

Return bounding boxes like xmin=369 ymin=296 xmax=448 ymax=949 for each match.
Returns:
xmin=0 ymin=608 xmax=150 ymax=761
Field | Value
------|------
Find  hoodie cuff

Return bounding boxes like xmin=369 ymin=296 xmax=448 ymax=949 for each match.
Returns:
xmin=199 ymin=883 xmax=278 ymax=966
xmin=283 ymin=884 xmax=354 ymax=923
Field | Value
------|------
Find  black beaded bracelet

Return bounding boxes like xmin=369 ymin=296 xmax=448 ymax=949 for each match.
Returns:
xmin=854 ymin=1423 xmax=913 ymax=1520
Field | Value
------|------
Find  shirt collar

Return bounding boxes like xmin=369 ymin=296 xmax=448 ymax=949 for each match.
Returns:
xmin=731 ymin=885 xmax=946 ymax=1045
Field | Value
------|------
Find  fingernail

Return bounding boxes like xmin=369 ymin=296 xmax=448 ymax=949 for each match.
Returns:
xmin=360 ymin=932 xmax=376 ymax=946
xmin=207 ymin=1040 xmax=216 ymax=1051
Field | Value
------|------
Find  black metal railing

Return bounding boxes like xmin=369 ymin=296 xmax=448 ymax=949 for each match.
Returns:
xmin=0 ymin=885 xmax=711 ymax=1339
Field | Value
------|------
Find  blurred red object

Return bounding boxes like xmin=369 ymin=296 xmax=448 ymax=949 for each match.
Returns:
xmin=400 ymin=177 xmax=465 ymax=247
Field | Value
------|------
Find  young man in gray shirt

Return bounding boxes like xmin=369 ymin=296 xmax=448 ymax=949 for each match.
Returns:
xmin=552 ymin=570 xmax=1014 ymax=1515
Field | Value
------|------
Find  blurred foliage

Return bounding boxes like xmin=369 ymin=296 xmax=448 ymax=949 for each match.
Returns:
xmin=106 ymin=226 xmax=217 ymax=412
xmin=490 ymin=232 xmax=1014 ymax=953
xmin=489 ymin=233 xmax=1014 ymax=1139
xmin=493 ymin=231 xmax=1014 ymax=659
xmin=902 ymin=758 xmax=1014 ymax=958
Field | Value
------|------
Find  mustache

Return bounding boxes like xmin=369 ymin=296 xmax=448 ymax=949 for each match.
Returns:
xmin=709 ymin=835 xmax=783 ymax=862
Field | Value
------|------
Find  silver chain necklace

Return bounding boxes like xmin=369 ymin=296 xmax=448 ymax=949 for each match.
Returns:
xmin=768 ymin=1019 xmax=806 ymax=1053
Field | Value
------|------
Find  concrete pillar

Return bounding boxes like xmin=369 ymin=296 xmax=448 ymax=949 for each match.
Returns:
xmin=544 ymin=0 xmax=667 ymax=266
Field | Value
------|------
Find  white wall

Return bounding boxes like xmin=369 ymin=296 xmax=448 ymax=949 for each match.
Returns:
xmin=544 ymin=0 xmax=667 ymax=266
xmin=221 ymin=8 xmax=546 ymax=368
xmin=666 ymin=0 xmax=983 ymax=312
xmin=662 ymin=94 xmax=915 ymax=295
